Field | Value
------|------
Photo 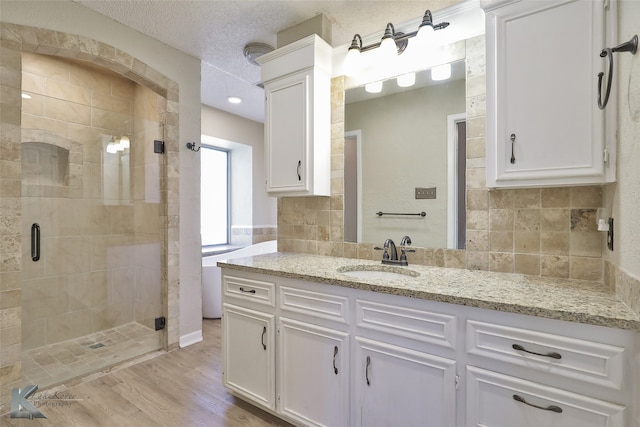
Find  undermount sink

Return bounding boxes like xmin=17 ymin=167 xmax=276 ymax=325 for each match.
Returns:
xmin=337 ymin=265 xmax=420 ymax=280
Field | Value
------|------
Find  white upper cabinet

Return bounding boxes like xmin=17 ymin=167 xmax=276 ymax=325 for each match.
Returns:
xmin=258 ymin=35 xmax=332 ymax=197
xmin=482 ymin=0 xmax=616 ymax=188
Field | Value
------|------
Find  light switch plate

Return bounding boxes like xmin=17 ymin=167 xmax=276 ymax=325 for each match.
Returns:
xmin=415 ymin=187 xmax=436 ymax=199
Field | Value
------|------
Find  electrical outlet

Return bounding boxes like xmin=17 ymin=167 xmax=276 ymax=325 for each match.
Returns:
xmin=415 ymin=187 xmax=436 ymax=199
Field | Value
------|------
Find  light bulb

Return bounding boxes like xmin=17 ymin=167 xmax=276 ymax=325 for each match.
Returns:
xmin=415 ymin=24 xmax=434 ymax=46
xmin=365 ymin=81 xmax=383 ymax=93
xmin=344 ymin=48 xmax=362 ymax=77
xmin=119 ymin=135 xmax=130 ymax=149
xmin=397 ymin=73 xmax=416 ymax=88
xmin=431 ymin=63 xmax=451 ymax=81
xmin=379 ymin=36 xmax=398 ymax=60
xmin=106 ymin=141 xmax=118 ymax=154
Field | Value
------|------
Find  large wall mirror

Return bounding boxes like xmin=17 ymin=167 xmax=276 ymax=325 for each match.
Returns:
xmin=344 ymin=59 xmax=467 ymax=249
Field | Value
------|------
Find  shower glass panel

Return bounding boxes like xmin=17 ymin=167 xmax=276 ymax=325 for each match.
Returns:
xmin=20 ymin=53 xmax=164 ymax=389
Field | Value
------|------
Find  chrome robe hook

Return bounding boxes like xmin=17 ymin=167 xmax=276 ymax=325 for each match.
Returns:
xmin=598 ymin=35 xmax=638 ymax=109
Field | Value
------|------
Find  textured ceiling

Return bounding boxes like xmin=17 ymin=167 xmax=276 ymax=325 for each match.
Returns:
xmin=72 ymin=0 xmax=455 ymax=123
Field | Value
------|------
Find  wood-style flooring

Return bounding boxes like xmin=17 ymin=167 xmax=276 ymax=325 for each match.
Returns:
xmin=1 ymin=319 xmax=294 ymax=427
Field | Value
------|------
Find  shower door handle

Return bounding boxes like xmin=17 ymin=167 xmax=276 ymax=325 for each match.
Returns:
xmin=31 ymin=223 xmax=40 ymax=262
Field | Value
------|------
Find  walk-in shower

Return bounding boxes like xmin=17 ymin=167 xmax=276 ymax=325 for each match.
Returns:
xmin=19 ymin=53 xmax=166 ymax=389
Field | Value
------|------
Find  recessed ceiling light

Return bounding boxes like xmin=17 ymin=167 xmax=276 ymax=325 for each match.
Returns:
xmin=21 ymin=93 xmax=32 ymax=99
xmin=227 ymin=96 xmax=242 ymax=104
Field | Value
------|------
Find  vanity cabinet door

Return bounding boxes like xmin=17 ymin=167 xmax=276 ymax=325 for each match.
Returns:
xmin=278 ymin=317 xmax=349 ymax=427
xmin=222 ymin=303 xmax=275 ymax=410
xmin=484 ymin=0 xmax=613 ymax=188
xmin=264 ymin=71 xmax=311 ymax=195
xmin=354 ymin=336 xmax=457 ymax=427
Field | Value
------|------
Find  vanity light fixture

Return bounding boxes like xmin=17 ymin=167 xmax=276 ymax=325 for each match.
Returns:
xmin=345 ymin=10 xmax=449 ymax=75
xmin=227 ymin=96 xmax=242 ymax=104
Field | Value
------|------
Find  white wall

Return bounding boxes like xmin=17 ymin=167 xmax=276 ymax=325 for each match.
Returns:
xmin=3 ymin=1 xmax=203 ymax=342
xmin=608 ymin=0 xmax=640 ymax=279
xmin=202 ymin=105 xmax=277 ymax=229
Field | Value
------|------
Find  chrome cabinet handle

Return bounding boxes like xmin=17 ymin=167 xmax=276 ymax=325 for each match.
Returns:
xmin=513 ymin=394 xmax=563 ymax=413
xmin=261 ymin=326 xmax=267 ymax=350
xmin=510 ymin=133 xmax=516 ymax=164
xmin=239 ymin=287 xmax=256 ymax=294
xmin=333 ymin=346 xmax=339 ymax=375
xmin=31 ymin=223 xmax=40 ymax=262
xmin=512 ymin=344 xmax=562 ymax=359
xmin=297 ymin=160 xmax=302 ymax=181
xmin=365 ymin=356 xmax=371 ymax=386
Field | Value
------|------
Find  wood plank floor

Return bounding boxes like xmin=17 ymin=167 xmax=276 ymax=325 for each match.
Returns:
xmin=1 ymin=319 xmax=294 ymax=427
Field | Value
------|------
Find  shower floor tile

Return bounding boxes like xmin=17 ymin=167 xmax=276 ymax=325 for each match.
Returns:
xmin=22 ymin=322 xmax=161 ymax=390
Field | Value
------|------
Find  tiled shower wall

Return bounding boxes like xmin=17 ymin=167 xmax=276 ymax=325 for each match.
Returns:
xmin=0 ymin=24 xmax=181 ymax=412
xmin=277 ymin=36 xmax=607 ymax=281
xmin=20 ymin=53 xmax=163 ymax=350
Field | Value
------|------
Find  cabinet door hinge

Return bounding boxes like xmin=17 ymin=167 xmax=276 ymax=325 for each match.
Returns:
xmin=455 ymin=374 xmax=460 ymax=390
xmin=603 ymin=147 xmax=610 ymax=164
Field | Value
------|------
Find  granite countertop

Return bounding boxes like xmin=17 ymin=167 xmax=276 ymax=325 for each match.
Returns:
xmin=217 ymin=252 xmax=640 ymax=331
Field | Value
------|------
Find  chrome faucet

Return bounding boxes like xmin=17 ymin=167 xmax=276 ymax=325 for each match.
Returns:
xmin=375 ymin=236 xmax=414 ymax=266
xmin=382 ymin=239 xmax=398 ymax=264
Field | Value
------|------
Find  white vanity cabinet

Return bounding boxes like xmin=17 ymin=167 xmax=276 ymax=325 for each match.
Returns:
xmin=482 ymin=0 xmax=616 ymax=188
xmin=258 ymin=35 xmax=332 ymax=197
xmin=222 ymin=274 xmax=277 ymax=410
xmin=465 ymin=308 xmax=633 ymax=427
xmin=220 ymin=267 xmax=639 ymax=427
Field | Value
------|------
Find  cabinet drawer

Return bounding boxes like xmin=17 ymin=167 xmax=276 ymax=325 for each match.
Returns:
xmin=466 ymin=320 xmax=626 ymax=390
xmin=466 ymin=366 xmax=626 ymax=427
xmin=356 ymin=299 xmax=456 ymax=349
xmin=223 ymin=275 xmax=275 ymax=307
xmin=280 ymin=286 xmax=349 ymax=324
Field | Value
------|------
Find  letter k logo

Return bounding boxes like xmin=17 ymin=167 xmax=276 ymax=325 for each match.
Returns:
xmin=10 ymin=385 xmax=46 ymax=419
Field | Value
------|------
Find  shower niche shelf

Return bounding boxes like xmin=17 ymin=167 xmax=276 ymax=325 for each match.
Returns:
xmin=22 ymin=142 xmax=69 ymax=187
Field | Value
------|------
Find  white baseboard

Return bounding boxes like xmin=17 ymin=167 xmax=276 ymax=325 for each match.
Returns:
xmin=179 ymin=330 xmax=203 ymax=348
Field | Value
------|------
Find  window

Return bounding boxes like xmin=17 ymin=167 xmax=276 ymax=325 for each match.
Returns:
xmin=201 ymin=146 xmax=229 ymax=247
